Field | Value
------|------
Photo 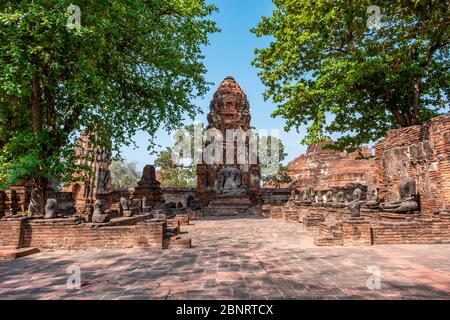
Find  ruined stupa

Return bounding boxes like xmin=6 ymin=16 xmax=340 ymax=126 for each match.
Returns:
xmin=196 ymin=76 xmax=261 ymax=215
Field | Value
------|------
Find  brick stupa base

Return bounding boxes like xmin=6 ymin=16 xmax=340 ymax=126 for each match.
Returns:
xmin=204 ymin=195 xmax=261 ymax=216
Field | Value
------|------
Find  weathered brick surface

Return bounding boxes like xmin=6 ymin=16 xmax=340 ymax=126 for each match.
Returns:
xmin=0 ymin=217 xmax=166 ymax=250
xmin=342 ymin=219 xmax=372 ymax=247
xmin=26 ymin=219 xmax=165 ymax=250
xmin=303 ymin=213 xmax=325 ymax=231
xmin=282 ymin=208 xmax=300 ymax=223
xmin=371 ymin=216 xmax=450 ymax=245
xmin=62 ymin=132 xmax=113 ymax=213
xmin=268 ymin=201 xmax=450 ymax=246
xmin=287 ymin=142 xmax=376 ymax=190
xmin=1 ymin=218 xmax=450 ymax=300
xmin=268 ymin=205 xmax=283 ymax=219
xmin=375 ymin=115 xmax=450 ymax=215
xmin=314 ymin=222 xmax=344 ymax=246
xmin=0 ymin=188 xmax=74 ymax=217
xmin=173 ymin=214 xmax=190 ymax=226
xmin=260 ymin=188 xmax=291 ymax=203
xmin=0 ymin=187 xmax=30 ymax=216
xmin=162 ymin=188 xmax=195 ymax=207
xmin=0 ymin=218 xmax=27 ymax=248
xmin=314 ymin=213 xmax=450 ymax=246
xmin=267 ymin=204 xmax=349 ymax=224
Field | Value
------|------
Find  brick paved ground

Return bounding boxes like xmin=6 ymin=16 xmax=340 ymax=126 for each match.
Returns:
xmin=1 ymin=217 xmax=449 ymax=300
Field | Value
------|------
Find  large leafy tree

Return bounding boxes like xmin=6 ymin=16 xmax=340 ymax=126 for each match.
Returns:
xmin=252 ymin=0 xmax=449 ymax=151
xmin=155 ymin=147 xmax=197 ymax=188
xmin=258 ymin=135 xmax=290 ymax=188
xmin=258 ymin=135 xmax=287 ymax=169
xmin=0 ymin=1 xmax=218 ymax=214
xmin=109 ymin=159 xmax=141 ymax=190
xmin=263 ymin=165 xmax=291 ymax=189
xmin=154 ymin=123 xmax=203 ymax=188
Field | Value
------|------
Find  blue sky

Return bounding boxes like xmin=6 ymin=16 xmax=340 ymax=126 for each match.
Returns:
xmin=120 ymin=0 xmax=309 ymax=170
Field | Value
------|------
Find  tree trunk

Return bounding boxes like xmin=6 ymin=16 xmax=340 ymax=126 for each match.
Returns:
xmin=28 ymin=73 xmax=47 ymax=216
xmin=32 ymin=73 xmax=41 ymax=135
xmin=412 ymin=78 xmax=420 ymax=125
xmin=28 ymin=177 xmax=48 ymax=216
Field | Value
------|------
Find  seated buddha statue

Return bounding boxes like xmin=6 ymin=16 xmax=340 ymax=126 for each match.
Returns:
xmin=380 ymin=177 xmax=419 ymax=214
xmin=332 ymin=191 xmax=347 ymax=208
xmin=361 ymin=185 xmax=380 ymax=211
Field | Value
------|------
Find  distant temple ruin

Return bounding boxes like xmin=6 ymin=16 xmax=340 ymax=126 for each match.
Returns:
xmin=63 ymin=132 xmax=113 ymax=213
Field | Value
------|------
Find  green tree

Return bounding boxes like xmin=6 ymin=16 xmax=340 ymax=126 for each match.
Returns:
xmin=258 ymin=135 xmax=287 ymax=168
xmin=264 ymin=165 xmax=292 ymax=189
xmin=155 ymin=147 xmax=196 ymax=188
xmin=0 ymin=1 xmax=218 ymax=214
xmin=252 ymin=0 xmax=449 ymax=151
xmin=154 ymin=123 xmax=204 ymax=188
xmin=258 ymin=135 xmax=290 ymax=188
xmin=109 ymin=159 xmax=141 ymax=190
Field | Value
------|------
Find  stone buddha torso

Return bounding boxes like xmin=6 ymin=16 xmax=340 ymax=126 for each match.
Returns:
xmin=217 ymin=168 xmax=247 ymax=196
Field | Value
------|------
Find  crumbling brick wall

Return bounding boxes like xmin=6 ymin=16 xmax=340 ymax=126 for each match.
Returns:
xmin=371 ymin=215 xmax=450 ymax=244
xmin=287 ymin=142 xmax=377 ymax=191
xmin=0 ymin=218 xmax=165 ymax=250
xmin=375 ymin=115 xmax=450 ymax=215
xmin=0 ymin=218 xmax=27 ymax=248
xmin=315 ymin=214 xmax=450 ymax=246
xmin=162 ymin=188 xmax=195 ymax=207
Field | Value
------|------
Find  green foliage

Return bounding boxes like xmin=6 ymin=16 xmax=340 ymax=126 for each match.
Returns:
xmin=252 ymin=0 xmax=449 ymax=152
xmin=0 ymin=0 xmax=219 ymax=190
xmin=258 ymin=135 xmax=287 ymax=168
xmin=155 ymin=123 xmax=218 ymax=188
xmin=258 ymin=135 xmax=290 ymax=188
xmin=109 ymin=159 xmax=141 ymax=190
xmin=263 ymin=165 xmax=292 ymax=189
xmin=155 ymin=147 xmax=196 ymax=188
xmin=0 ymin=130 xmax=77 ymax=189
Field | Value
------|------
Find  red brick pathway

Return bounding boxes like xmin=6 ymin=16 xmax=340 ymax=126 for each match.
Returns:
xmin=0 ymin=217 xmax=449 ymax=299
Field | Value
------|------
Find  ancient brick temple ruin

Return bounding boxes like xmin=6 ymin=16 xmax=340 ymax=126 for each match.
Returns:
xmin=287 ymin=142 xmax=376 ymax=190
xmin=63 ymin=132 xmax=113 ymax=213
xmin=0 ymin=136 xmax=191 ymax=259
xmin=0 ymin=75 xmax=449 ymax=259
xmin=265 ymin=115 xmax=450 ymax=246
xmin=196 ymin=76 xmax=262 ymax=216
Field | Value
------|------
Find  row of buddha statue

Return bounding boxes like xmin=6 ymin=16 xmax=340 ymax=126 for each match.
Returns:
xmin=287 ymin=177 xmax=419 ymax=214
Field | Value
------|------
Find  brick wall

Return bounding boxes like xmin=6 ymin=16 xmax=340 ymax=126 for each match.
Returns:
xmin=375 ymin=115 xmax=450 ymax=215
xmin=371 ymin=215 xmax=450 ymax=245
xmin=47 ymin=191 xmax=75 ymax=215
xmin=287 ymin=142 xmax=376 ymax=190
xmin=0 ymin=191 xmax=5 ymax=217
xmin=0 ymin=218 xmax=27 ymax=248
xmin=342 ymin=219 xmax=372 ymax=246
xmin=0 ymin=217 xmax=165 ymax=250
xmin=267 ymin=205 xmax=283 ymax=219
xmin=315 ymin=213 xmax=450 ymax=246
